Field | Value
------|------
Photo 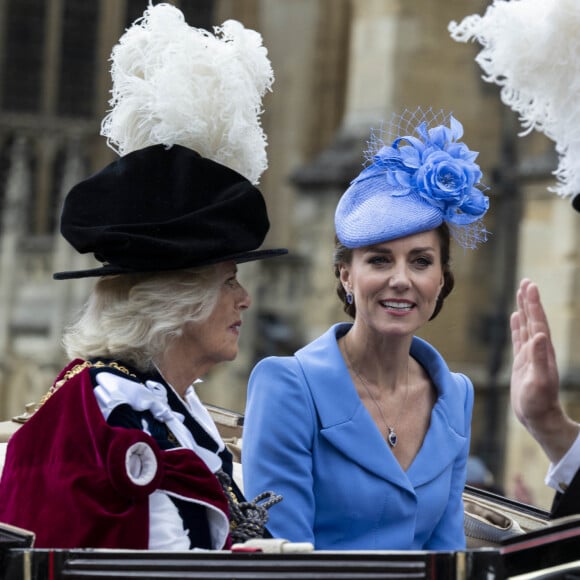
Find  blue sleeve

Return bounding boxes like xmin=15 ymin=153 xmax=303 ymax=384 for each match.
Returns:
xmin=424 ymin=374 xmax=474 ymax=550
xmin=242 ymin=356 xmax=317 ymax=544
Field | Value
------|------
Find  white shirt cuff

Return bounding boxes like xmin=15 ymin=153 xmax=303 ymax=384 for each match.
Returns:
xmin=545 ymin=431 xmax=580 ymax=492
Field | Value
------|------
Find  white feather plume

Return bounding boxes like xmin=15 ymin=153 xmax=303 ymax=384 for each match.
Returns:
xmin=449 ymin=0 xmax=580 ymax=199
xmin=100 ymin=3 xmax=274 ymax=185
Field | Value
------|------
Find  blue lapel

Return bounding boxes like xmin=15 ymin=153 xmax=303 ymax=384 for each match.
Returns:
xmin=294 ymin=324 xmax=469 ymax=492
xmin=295 ymin=324 xmax=412 ymax=492
xmin=406 ymin=337 xmax=469 ymax=487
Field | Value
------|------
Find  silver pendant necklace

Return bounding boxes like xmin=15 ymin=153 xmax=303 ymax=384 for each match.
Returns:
xmin=344 ymin=340 xmax=409 ymax=448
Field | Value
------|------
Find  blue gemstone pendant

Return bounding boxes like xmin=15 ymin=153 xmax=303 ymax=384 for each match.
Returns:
xmin=387 ymin=427 xmax=397 ymax=447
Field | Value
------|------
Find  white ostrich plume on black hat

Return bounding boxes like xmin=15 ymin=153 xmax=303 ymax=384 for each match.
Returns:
xmin=100 ymin=2 xmax=274 ymax=185
xmin=449 ymin=0 xmax=580 ymax=200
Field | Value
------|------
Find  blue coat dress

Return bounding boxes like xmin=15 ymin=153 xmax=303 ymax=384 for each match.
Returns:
xmin=243 ymin=323 xmax=473 ymax=550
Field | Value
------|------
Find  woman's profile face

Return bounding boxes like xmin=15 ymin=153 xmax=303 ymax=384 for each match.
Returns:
xmin=164 ymin=261 xmax=252 ymax=388
xmin=340 ymin=230 xmax=444 ymax=338
xmin=188 ymin=261 xmax=251 ymax=363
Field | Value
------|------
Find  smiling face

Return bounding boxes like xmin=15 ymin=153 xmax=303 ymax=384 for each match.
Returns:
xmin=339 ymin=230 xmax=445 ymax=339
xmin=159 ymin=260 xmax=251 ymax=393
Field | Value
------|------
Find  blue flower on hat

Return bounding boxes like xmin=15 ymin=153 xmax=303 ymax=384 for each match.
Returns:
xmin=353 ymin=116 xmax=488 ymax=226
xmin=335 ymin=110 xmax=490 ymax=250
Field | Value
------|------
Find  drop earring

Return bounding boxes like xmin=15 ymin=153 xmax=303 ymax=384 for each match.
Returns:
xmin=346 ymin=291 xmax=354 ymax=305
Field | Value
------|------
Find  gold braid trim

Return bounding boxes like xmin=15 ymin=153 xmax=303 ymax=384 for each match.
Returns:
xmin=32 ymin=360 xmax=178 ymax=448
xmin=37 ymin=361 xmax=137 ymax=409
xmin=33 ymin=361 xmax=180 ymax=446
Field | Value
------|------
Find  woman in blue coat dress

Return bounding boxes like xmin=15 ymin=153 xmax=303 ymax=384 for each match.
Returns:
xmin=243 ymin=108 xmax=491 ymax=550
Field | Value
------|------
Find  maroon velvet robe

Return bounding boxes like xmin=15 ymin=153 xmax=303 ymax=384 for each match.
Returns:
xmin=0 ymin=361 xmax=231 ymax=549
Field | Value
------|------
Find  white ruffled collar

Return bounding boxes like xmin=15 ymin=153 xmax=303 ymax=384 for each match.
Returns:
xmin=93 ymin=370 xmax=223 ymax=473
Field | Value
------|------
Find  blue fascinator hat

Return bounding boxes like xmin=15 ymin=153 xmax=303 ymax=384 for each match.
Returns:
xmin=335 ymin=108 xmax=490 ymax=249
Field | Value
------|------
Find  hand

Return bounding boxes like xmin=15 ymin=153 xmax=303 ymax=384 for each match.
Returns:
xmin=510 ymin=278 xmax=579 ymax=463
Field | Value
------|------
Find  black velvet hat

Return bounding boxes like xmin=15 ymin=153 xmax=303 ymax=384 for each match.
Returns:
xmin=53 ymin=144 xmax=287 ymax=280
